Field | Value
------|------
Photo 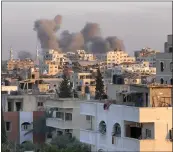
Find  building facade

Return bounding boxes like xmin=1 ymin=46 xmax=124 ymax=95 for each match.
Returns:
xmin=80 ymin=84 xmax=172 ymax=152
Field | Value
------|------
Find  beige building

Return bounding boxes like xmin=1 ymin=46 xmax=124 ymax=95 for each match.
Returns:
xmin=7 ymin=59 xmax=34 ymax=71
xmin=95 ymin=50 xmax=135 ymax=68
xmin=44 ymin=98 xmax=91 ymax=142
xmin=71 ymin=72 xmax=96 ymax=97
xmin=80 ymin=84 xmax=172 ymax=152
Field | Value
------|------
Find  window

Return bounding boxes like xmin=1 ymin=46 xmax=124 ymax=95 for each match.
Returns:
xmin=160 ymin=62 xmax=164 ymax=72
xmin=146 ymin=129 xmax=151 ymax=138
xmin=21 ymin=122 xmax=31 ymax=131
xmin=65 ymin=113 xmax=72 ymax=121
xmin=112 ymin=123 xmax=121 ymax=137
xmin=160 ymin=78 xmax=164 ymax=84
xmin=86 ymin=115 xmax=91 ymax=121
xmin=5 ymin=122 xmax=12 ymax=132
xmin=170 ymin=79 xmax=173 ymax=85
xmin=56 ymin=112 xmax=64 ymax=120
xmin=170 ymin=62 xmax=173 ymax=72
xmin=99 ymin=121 xmax=107 ymax=134
xmin=16 ymin=102 xmax=22 ymax=111
xmin=8 ymin=102 xmax=13 ymax=112
xmin=37 ymin=102 xmax=43 ymax=107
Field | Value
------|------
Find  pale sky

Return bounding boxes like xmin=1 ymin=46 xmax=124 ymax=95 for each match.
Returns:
xmin=2 ymin=2 xmax=172 ymax=59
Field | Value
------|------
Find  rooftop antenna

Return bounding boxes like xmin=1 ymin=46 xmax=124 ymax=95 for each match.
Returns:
xmin=9 ymin=46 xmax=13 ymax=60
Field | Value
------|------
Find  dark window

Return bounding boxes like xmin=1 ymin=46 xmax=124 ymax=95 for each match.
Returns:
xmin=31 ymin=74 xmax=35 ymax=79
xmin=5 ymin=122 xmax=11 ymax=131
xmin=170 ymin=79 xmax=173 ymax=85
xmin=86 ymin=115 xmax=91 ymax=121
xmin=160 ymin=78 xmax=164 ymax=84
xmin=56 ymin=112 xmax=64 ymax=120
xmin=169 ymin=47 xmax=172 ymax=53
xmin=37 ymin=102 xmax=43 ymax=107
xmin=16 ymin=102 xmax=22 ymax=111
xmin=65 ymin=113 xmax=72 ymax=121
xmin=160 ymin=62 xmax=164 ymax=72
xmin=21 ymin=122 xmax=31 ymax=131
xmin=8 ymin=102 xmax=13 ymax=111
xmin=146 ymin=129 xmax=151 ymax=138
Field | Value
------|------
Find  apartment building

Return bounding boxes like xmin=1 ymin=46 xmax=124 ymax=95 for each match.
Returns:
xmin=2 ymin=94 xmax=49 ymax=144
xmin=135 ymin=48 xmax=160 ymax=67
xmin=7 ymin=59 xmax=35 ymax=71
xmin=94 ymin=50 xmax=135 ymax=68
xmin=76 ymin=50 xmax=94 ymax=61
xmin=116 ymin=62 xmax=156 ymax=74
xmin=156 ymin=35 xmax=173 ymax=85
xmin=44 ymin=98 xmax=91 ymax=142
xmin=164 ymin=35 xmax=172 ymax=53
xmin=71 ymin=72 xmax=96 ymax=97
xmin=80 ymin=84 xmax=172 ymax=151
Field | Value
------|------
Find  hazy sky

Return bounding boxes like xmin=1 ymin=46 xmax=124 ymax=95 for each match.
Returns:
xmin=2 ymin=2 xmax=172 ymax=59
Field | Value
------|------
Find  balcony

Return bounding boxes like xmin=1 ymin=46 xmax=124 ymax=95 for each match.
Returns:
xmin=80 ymin=129 xmax=97 ymax=145
xmin=46 ymin=118 xmax=74 ymax=129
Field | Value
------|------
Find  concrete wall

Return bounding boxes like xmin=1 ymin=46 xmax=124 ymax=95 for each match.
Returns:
xmin=156 ymin=53 xmax=172 ymax=84
xmin=4 ymin=112 xmax=20 ymax=144
xmin=19 ymin=112 xmax=33 ymax=144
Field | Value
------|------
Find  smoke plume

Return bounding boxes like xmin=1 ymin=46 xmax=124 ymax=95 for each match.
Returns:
xmin=34 ymin=15 xmax=125 ymax=53
xmin=34 ymin=15 xmax=62 ymax=51
xmin=18 ymin=51 xmax=33 ymax=60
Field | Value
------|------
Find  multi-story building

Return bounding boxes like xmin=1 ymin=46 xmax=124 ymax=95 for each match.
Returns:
xmin=80 ymin=84 xmax=172 ymax=152
xmin=7 ymin=58 xmax=35 ymax=71
xmin=156 ymin=35 xmax=173 ymax=85
xmin=71 ymin=72 xmax=96 ymax=97
xmin=2 ymin=93 xmax=49 ymax=144
xmin=135 ymin=48 xmax=160 ymax=67
xmin=164 ymin=35 xmax=172 ymax=53
xmin=76 ymin=50 xmax=94 ymax=61
xmin=44 ymin=98 xmax=91 ymax=142
xmin=95 ymin=50 xmax=135 ymax=68
xmin=113 ymin=62 xmax=156 ymax=75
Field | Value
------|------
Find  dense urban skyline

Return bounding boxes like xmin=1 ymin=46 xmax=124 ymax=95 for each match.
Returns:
xmin=2 ymin=2 xmax=171 ymax=59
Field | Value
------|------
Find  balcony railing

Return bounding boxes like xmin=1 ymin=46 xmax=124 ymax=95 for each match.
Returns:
xmin=46 ymin=118 xmax=74 ymax=129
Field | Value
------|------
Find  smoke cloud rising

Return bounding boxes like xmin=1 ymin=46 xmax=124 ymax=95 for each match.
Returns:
xmin=34 ymin=15 xmax=125 ymax=53
xmin=18 ymin=51 xmax=33 ymax=60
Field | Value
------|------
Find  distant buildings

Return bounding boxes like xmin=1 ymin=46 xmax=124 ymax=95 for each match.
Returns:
xmin=134 ymin=47 xmax=160 ymax=67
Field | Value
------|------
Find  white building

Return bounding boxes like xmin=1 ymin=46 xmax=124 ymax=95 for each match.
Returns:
xmin=79 ymin=84 xmax=172 ymax=152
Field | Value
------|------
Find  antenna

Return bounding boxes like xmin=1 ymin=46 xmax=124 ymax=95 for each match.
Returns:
xmin=9 ymin=46 xmax=13 ymax=60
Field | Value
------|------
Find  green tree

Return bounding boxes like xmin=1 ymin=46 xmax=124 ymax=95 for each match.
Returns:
xmin=95 ymin=68 xmax=105 ymax=99
xmin=59 ymin=75 xmax=72 ymax=98
xmin=1 ymin=104 xmax=7 ymax=144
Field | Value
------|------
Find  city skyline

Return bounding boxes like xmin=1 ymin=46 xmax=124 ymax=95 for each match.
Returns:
xmin=2 ymin=2 xmax=172 ymax=59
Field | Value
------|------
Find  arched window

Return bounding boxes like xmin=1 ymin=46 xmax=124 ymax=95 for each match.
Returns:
xmin=99 ymin=121 xmax=107 ymax=135
xmin=170 ymin=78 xmax=173 ymax=85
xmin=160 ymin=78 xmax=164 ymax=84
xmin=21 ymin=122 xmax=31 ymax=131
xmin=160 ymin=62 xmax=164 ymax=72
xmin=112 ymin=123 xmax=121 ymax=137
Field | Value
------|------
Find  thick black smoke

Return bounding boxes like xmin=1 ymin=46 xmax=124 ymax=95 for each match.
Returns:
xmin=34 ymin=16 xmax=125 ymax=53
xmin=18 ymin=51 xmax=33 ymax=60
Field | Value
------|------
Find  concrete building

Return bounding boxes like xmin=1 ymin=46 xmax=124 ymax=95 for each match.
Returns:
xmin=156 ymin=35 xmax=173 ymax=85
xmin=44 ymin=98 xmax=91 ymax=142
xmin=2 ymin=94 xmax=49 ymax=144
xmin=95 ymin=50 xmax=135 ymax=68
xmin=71 ymin=72 xmax=96 ymax=97
xmin=80 ymin=84 xmax=172 ymax=151
xmin=135 ymin=48 xmax=160 ymax=67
